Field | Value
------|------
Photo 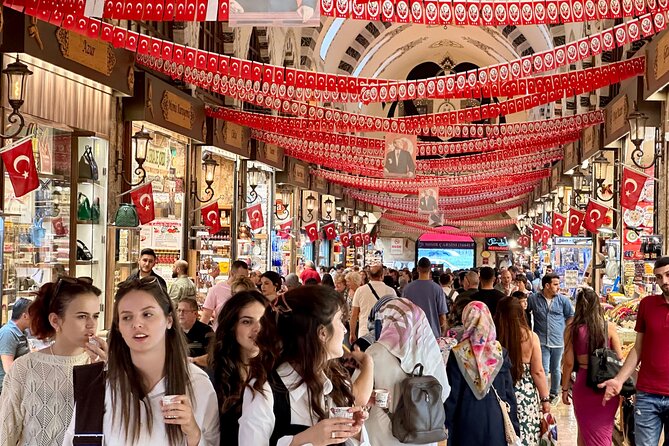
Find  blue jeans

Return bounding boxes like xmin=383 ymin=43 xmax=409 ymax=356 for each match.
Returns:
xmin=635 ymin=391 xmax=669 ymax=445
xmin=540 ymin=345 xmax=563 ymax=397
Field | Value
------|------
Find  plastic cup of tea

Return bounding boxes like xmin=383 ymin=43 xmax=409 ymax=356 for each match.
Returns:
xmin=329 ymin=407 xmax=354 ymax=419
xmin=374 ymin=389 xmax=390 ymax=408
xmin=163 ymin=395 xmax=180 ymax=419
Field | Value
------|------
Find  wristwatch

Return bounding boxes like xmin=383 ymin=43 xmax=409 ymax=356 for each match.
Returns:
xmin=540 ymin=396 xmax=551 ymax=403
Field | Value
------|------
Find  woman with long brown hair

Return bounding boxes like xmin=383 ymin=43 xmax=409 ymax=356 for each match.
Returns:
xmin=63 ymin=277 xmax=219 ymax=445
xmin=238 ymin=286 xmax=370 ymax=445
xmin=495 ymin=296 xmax=550 ymax=445
xmin=209 ymin=290 xmax=268 ymax=445
xmin=561 ymin=287 xmax=622 ymax=446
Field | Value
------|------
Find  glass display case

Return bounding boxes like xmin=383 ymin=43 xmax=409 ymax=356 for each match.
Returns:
xmin=104 ymin=226 xmax=141 ymax=327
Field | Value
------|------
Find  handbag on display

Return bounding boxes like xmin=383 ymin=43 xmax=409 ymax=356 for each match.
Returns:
xmin=91 ymin=198 xmax=100 ymax=224
xmin=84 ymin=146 xmax=99 ymax=181
xmin=491 ymin=385 xmax=521 ymax=446
xmin=587 ymin=321 xmax=636 ymax=396
xmin=77 ymin=193 xmax=92 ymax=222
xmin=114 ymin=203 xmax=139 ymax=227
xmin=76 ymin=240 xmax=93 ymax=261
xmin=78 ymin=151 xmax=93 ymax=180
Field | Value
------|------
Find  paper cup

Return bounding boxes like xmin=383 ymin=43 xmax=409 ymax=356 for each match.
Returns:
xmin=163 ymin=395 xmax=180 ymax=419
xmin=329 ymin=407 xmax=353 ymax=419
xmin=374 ymin=389 xmax=389 ymax=408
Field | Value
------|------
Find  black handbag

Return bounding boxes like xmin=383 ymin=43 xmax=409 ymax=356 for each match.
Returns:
xmin=84 ymin=146 xmax=99 ymax=181
xmin=73 ymin=362 xmax=105 ymax=445
xmin=78 ymin=152 xmax=93 ymax=180
xmin=587 ymin=321 xmax=636 ymax=396
xmin=76 ymin=240 xmax=93 ymax=261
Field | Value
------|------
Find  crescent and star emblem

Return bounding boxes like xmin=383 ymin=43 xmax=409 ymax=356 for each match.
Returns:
xmin=624 ymin=178 xmax=638 ymax=197
xmin=207 ymin=210 xmax=218 ymax=224
xmin=13 ymin=155 xmax=31 ymax=179
xmin=589 ymin=209 xmax=601 ymax=223
xmin=139 ymin=194 xmax=152 ymax=210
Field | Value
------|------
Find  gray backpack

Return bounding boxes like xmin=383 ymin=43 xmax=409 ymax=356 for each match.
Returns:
xmin=391 ymin=363 xmax=447 ymax=444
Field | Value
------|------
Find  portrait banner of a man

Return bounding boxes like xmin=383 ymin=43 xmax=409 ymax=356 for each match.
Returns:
xmin=229 ymin=0 xmax=320 ymax=26
xmin=383 ymin=134 xmax=417 ymax=178
xmin=418 ymin=187 xmax=439 ymax=214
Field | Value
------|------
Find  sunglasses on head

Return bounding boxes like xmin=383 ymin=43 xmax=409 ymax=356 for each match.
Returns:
xmin=53 ymin=276 xmax=94 ymax=298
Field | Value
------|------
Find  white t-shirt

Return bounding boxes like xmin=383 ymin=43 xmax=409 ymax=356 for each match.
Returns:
xmin=62 ymin=364 xmax=219 ymax=446
xmin=352 ymin=281 xmax=396 ymax=337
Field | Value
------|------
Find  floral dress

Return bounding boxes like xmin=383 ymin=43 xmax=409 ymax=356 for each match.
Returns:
xmin=515 ymin=363 xmax=541 ymax=446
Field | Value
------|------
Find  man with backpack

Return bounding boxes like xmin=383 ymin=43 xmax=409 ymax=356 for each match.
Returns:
xmin=402 ymin=257 xmax=449 ymax=338
xmin=349 ymin=264 xmax=396 ymax=346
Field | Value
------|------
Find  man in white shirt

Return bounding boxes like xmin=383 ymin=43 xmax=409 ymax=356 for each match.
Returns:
xmin=201 ymin=260 xmax=249 ymax=327
xmin=349 ymin=264 xmax=396 ymax=345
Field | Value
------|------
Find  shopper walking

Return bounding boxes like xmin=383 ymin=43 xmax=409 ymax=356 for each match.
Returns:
xmin=63 ymin=276 xmax=219 ymax=445
xmin=210 ymin=291 xmax=268 ymax=445
xmin=168 ymin=260 xmax=197 ymax=303
xmin=202 ymin=260 xmax=249 ymax=327
xmin=445 ymin=301 xmax=519 ymax=446
xmin=440 ymin=272 xmax=458 ymax=303
xmin=0 ymin=277 xmax=107 ymax=446
xmin=350 ymin=265 xmax=396 ymax=345
xmin=0 ymin=298 xmax=31 ymax=394
xmin=600 ymin=257 xmax=669 ymax=445
xmin=402 ymin=257 xmax=449 ymax=338
xmin=127 ymin=248 xmax=168 ymax=291
xmin=561 ymin=288 xmax=622 ymax=446
xmin=299 ymin=260 xmax=321 ymax=284
xmin=527 ymin=273 xmax=574 ymax=401
xmin=495 ymin=296 xmax=551 ymax=445
xmin=365 ymin=298 xmax=449 ymax=446
xmin=471 ymin=266 xmax=507 ymax=317
xmin=259 ymin=271 xmax=283 ymax=302
xmin=495 ymin=269 xmax=517 ymax=296
xmin=238 ymin=286 xmax=370 ymax=445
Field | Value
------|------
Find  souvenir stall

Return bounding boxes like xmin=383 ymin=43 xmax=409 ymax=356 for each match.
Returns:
xmin=0 ymin=11 xmax=134 ymax=326
xmin=238 ymin=140 xmax=281 ymax=273
xmin=119 ymin=71 xmax=205 ymax=309
xmin=190 ymin=119 xmax=249 ymax=298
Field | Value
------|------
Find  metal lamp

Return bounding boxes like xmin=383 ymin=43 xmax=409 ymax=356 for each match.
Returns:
xmin=1 ymin=56 xmax=32 ymax=140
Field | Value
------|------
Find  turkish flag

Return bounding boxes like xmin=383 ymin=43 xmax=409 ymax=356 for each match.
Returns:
xmin=552 ymin=213 xmax=567 ymax=236
xmin=583 ymin=200 xmax=611 ymax=233
xmin=1 ymin=137 xmax=39 ymax=198
xmin=532 ymin=224 xmax=542 ymax=243
xmin=277 ymin=220 xmax=292 ymax=239
xmin=353 ymin=233 xmax=364 ymax=247
xmin=340 ymin=232 xmax=351 ymax=247
xmin=246 ymin=203 xmax=265 ymax=230
xmin=518 ymin=234 xmax=530 ymax=248
xmin=323 ymin=222 xmax=337 ymax=240
xmin=541 ymin=225 xmax=552 ymax=244
xmin=130 ymin=182 xmax=155 ymax=225
xmin=568 ymin=207 xmax=585 ymax=235
xmin=363 ymin=233 xmax=371 ymax=245
xmin=201 ymin=202 xmax=220 ymax=235
xmin=620 ymin=166 xmax=649 ymax=209
xmin=304 ymin=222 xmax=319 ymax=243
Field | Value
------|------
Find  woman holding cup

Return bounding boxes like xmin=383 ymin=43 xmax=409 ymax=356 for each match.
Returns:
xmin=62 ymin=277 xmax=219 ymax=445
xmin=364 ymin=298 xmax=450 ymax=446
xmin=238 ymin=286 xmax=370 ymax=445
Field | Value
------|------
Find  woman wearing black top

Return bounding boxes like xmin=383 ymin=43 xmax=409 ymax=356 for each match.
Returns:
xmin=209 ymin=290 xmax=268 ymax=445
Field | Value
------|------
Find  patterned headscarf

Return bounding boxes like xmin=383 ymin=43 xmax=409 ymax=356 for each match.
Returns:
xmin=450 ymin=301 xmax=503 ymax=400
xmin=376 ymin=298 xmax=443 ymax=376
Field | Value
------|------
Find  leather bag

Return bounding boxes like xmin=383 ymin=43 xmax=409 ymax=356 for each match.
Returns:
xmin=114 ymin=203 xmax=139 ymax=227
xmin=78 ymin=152 xmax=93 ymax=180
xmin=77 ymin=193 xmax=92 ymax=222
xmin=587 ymin=321 xmax=636 ymax=396
xmin=491 ymin=385 xmax=521 ymax=446
xmin=84 ymin=146 xmax=99 ymax=181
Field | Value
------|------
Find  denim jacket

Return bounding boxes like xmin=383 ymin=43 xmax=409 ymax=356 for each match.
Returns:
xmin=528 ymin=292 xmax=574 ymax=348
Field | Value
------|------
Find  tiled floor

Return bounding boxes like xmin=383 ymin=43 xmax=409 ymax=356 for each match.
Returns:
xmin=551 ymin=399 xmax=580 ymax=445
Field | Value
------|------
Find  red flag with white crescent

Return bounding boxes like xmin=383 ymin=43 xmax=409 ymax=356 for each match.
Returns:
xmin=130 ymin=182 xmax=155 ymax=225
xmin=583 ymin=200 xmax=611 ymax=233
xmin=340 ymin=232 xmax=351 ymax=247
xmin=518 ymin=234 xmax=530 ymax=248
xmin=552 ymin=213 xmax=567 ymax=236
xmin=201 ymin=202 xmax=220 ymax=235
xmin=278 ymin=220 xmax=292 ymax=239
xmin=323 ymin=222 xmax=337 ymax=240
xmin=541 ymin=225 xmax=552 ymax=244
xmin=532 ymin=224 xmax=542 ymax=243
xmin=246 ymin=203 xmax=265 ymax=230
xmin=568 ymin=207 xmax=585 ymax=235
xmin=304 ymin=222 xmax=319 ymax=242
xmin=1 ymin=137 xmax=39 ymax=198
xmin=363 ymin=233 xmax=371 ymax=245
xmin=620 ymin=167 xmax=649 ymax=209
xmin=353 ymin=233 xmax=364 ymax=247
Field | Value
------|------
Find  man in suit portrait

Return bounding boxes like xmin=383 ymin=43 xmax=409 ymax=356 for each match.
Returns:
xmin=419 ymin=189 xmax=429 ymax=212
xmin=384 ymin=137 xmax=416 ymax=177
xmin=426 ymin=189 xmax=438 ymax=212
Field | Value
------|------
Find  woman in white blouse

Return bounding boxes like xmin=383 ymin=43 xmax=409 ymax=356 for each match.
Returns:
xmin=239 ymin=286 xmax=370 ymax=446
xmin=63 ymin=276 xmax=219 ymax=446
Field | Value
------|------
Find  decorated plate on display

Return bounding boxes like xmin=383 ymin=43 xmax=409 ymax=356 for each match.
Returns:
xmin=253 ymin=245 xmax=262 ymax=256
xmin=624 ymin=206 xmax=645 ymax=228
xmin=626 ymin=230 xmax=639 ymax=243
xmin=639 ymin=180 xmax=654 ymax=202
xmin=643 ymin=205 xmax=654 ymax=227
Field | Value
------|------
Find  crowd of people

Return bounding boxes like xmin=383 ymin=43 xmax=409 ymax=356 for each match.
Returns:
xmin=0 ymin=252 xmax=668 ymax=446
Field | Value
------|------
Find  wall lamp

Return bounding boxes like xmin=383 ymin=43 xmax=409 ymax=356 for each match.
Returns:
xmin=246 ymin=166 xmax=267 ymax=204
xmin=592 ymin=152 xmax=614 ymax=202
xmin=191 ymin=154 xmax=218 ymax=203
xmin=627 ymin=102 xmax=661 ymax=169
xmin=323 ymin=197 xmax=334 ymax=220
xmin=302 ymin=193 xmax=317 ymax=222
xmin=1 ymin=56 xmax=32 ymax=140
xmin=117 ymin=126 xmax=151 ymax=186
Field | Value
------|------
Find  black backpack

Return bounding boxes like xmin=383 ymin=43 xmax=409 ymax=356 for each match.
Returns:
xmin=390 ymin=363 xmax=447 ymax=444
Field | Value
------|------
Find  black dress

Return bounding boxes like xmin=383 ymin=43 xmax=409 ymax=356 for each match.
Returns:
xmin=445 ymin=349 xmax=520 ymax=446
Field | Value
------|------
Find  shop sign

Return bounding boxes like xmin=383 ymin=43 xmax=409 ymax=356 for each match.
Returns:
xmin=206 ymin=118 xmax=251 ymax=158
xmin=343 ymin=194 xmax=355 ymax=209
xmin=55 ymin=29 xmax=115 ymax=76
xmin=484 ymin=237 xmax=509 ymax=252
xmin=252 ymin=140 xmax=284 ymax=170
xmin=550 ymin=161 xmax=562 ymax=191
xmin=161 ymin=91 xmax=195 ymax=130
xmin=655 ymin=32 xmax=669 ymax=80
xmin=554 ymin=237 xmax=593 ymax=245
xmin=581 ymin=125 xmax=600 ymax=160
xmin=604 ymin=94 xmax=628 ymax=146
xmin=276 ymin=157 xmax=308 ymax=188
xmin=647 ymin=30 xmax=669 ymax=96
xmin=540 ymin=176 xmax=549 ymax=197
xmin=310 ymin=174 xmax=328 ymax=194
xmin=329 ymin=183 xmax=344 ymax=199
xmin=562 ymin=142 xmax=580 ymax=172
xmin=390 ymin=238 xmax=404 ymax=255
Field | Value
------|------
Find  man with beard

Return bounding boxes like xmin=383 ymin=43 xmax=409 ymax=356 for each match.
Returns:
xmin=601 ymin=257 xmax=669 ymax=445
xmin=168 ymin=259 xmax=197 ymax=304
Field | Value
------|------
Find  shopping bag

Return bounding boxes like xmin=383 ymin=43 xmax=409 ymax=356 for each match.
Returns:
xmin=539 ymin=413 xmax=558 ymax=446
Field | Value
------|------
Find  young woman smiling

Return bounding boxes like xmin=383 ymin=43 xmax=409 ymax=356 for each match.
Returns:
xmin=239 ymin=286 xmax=370 ymax=446
xmin=210 ymin=290 xmax=269 ymax=445
xmin=63 ymin=277 xmax=219 ymax=445
xmin=0 ymin=277 xmax=106 ymax=446
xmin=260 ymin=271 xmax=283 ymax=302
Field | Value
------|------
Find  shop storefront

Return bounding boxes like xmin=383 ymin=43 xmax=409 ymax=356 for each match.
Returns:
xmin=120 ymin=71 xmax=205 ymax=303
xmin=0 ymin=11 xmax=133 ymax=327
xmin=190 ymin=119 xmax=249 ymax=295
xmin=240 ymin=140 xmax=281 ymax=273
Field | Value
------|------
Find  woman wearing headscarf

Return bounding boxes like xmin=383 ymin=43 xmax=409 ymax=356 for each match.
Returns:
xmin=445 ymin=301 xmax=519 ymax=446
xmin=365 ymin=298 xmax=450 ymax=446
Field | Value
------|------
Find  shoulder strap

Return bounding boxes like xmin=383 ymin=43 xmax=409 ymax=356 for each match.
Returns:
xmin=368 ymin=283 xmax=381 ymax=300
xmin=269 ymin=369 xmax=309 ymax=446
xmin=73 ymin=362 xmax=105 ymax=435
xmin=604 ymin=319 xmax=609 ymax=349
xmin=448 ymin=288 xmax=456 ymax=299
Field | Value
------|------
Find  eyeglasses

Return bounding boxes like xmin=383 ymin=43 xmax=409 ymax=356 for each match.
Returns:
xmin=176 ymin=308 xmax=197 ymax=314
xmin=53 ymin=276 xmax=94 ymax=298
